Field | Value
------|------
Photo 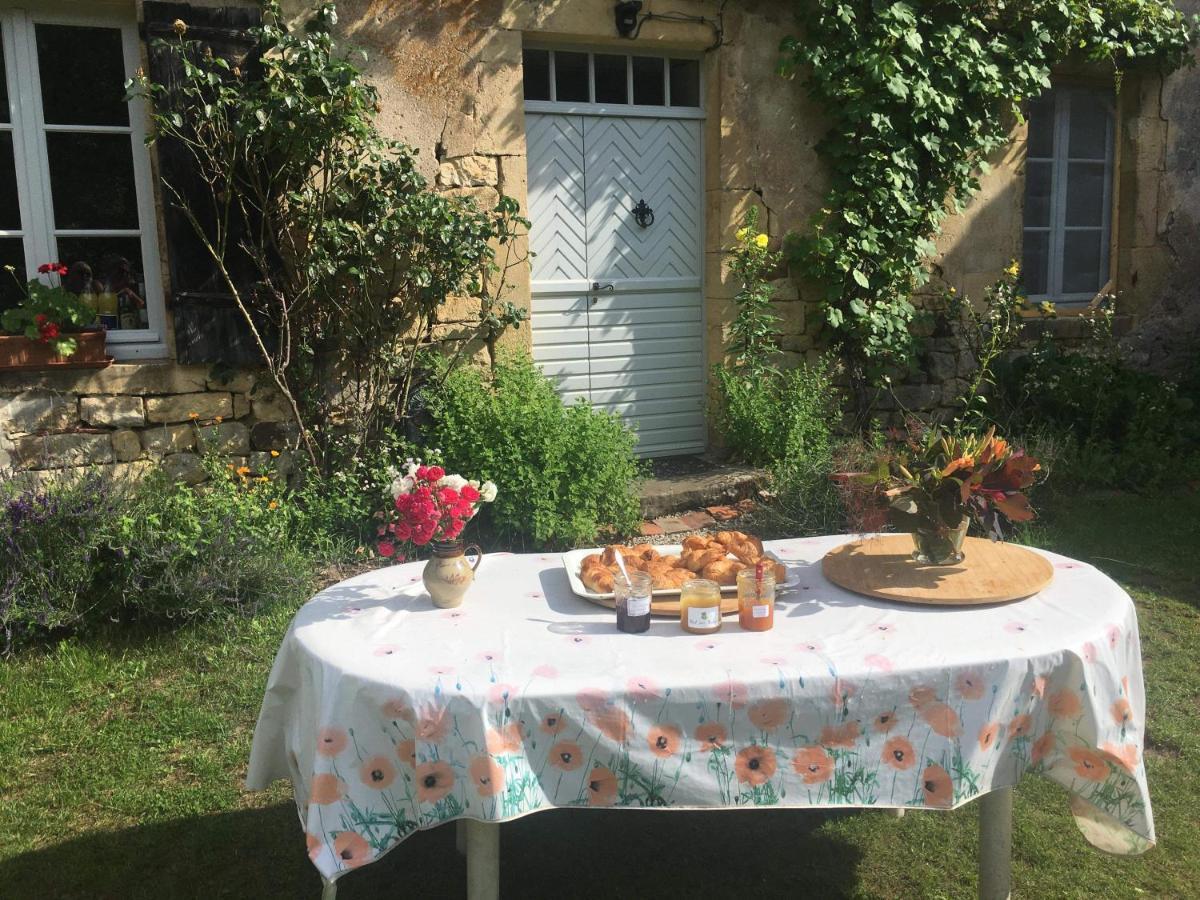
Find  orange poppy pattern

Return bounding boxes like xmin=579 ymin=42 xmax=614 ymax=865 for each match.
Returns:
xmin=793 ymin=746 xmax=835 ymax=784
xmin=258 ymin=535 xmax=1155 ymax=880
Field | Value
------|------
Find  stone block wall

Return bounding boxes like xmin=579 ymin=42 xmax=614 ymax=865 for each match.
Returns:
xmin=0 ymin=362 xmax=295 ymax=486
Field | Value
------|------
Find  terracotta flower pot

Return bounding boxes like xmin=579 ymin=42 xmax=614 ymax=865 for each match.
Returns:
xmin=423 ymin=540 xmax=483 ymax=608
xmin=0 ymin=330 xmax=111 ymax=370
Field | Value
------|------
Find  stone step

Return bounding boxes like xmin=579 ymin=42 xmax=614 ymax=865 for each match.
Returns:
xmin=639 ymin=455 xmax=766 ymax=519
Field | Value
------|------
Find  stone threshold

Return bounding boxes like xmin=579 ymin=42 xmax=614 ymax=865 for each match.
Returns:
xmin=638 ymin=454 xmax=766 ymax=520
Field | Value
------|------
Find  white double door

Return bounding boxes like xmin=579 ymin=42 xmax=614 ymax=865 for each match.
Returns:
xmin=526 ymin=113 xmax=705 ymax=457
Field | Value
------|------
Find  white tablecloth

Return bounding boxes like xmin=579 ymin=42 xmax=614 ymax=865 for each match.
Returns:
xmin=247 ymin=536 xmax=1154 ymax=880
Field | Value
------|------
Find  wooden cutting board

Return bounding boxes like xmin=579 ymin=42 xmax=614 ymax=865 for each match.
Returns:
xmin=822 ymin=535 xmax=1054 ymax=606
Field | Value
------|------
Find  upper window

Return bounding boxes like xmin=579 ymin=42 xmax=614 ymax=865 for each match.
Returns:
xmin=1021 ymin=87 xmax=1114 ymax=302
xmin=522 ymin=47 xmax=701 ymax=110
xmin=0 ymin=10 xmax=166 ymax=358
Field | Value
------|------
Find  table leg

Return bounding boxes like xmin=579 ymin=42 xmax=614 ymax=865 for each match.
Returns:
xmin=320 ymin=879 xmax=337 ymax=900
xmin=466 ymin=819 xmax=500 ymax=900
xmin=890 ymin=808 xmax=906 ymax=818
xmin=456 ymin=818 xmax=466 ymax=856
xmin=979 ymin=786 xmax=1013 ymax=900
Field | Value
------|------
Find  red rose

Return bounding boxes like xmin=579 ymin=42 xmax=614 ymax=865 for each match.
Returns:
xmin=34 ymin=313 xmax=47 ymax=324
xmin=460 ymin=484 xmax=480 ymax=502
xmin=438 ymin=487 xmax=459 ymax=505
xmin=378 ymin=540 xmax=396 ymax=558
xmin=426 ymin=465 xmax=445 ymax=482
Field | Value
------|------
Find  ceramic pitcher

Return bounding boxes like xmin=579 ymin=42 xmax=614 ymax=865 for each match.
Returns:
xmin=423 ymin=540 xmax=483 ymax=608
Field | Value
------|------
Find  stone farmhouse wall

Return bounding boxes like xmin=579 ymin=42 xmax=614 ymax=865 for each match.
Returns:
xmin=2 ymin=0 xmax=1197 ymax=484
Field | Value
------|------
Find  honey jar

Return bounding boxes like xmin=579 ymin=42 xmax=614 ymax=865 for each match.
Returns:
xmin=680 ymin=578 xmax=722 ymax=634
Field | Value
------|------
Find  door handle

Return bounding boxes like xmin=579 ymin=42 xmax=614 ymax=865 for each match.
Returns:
xmin=591 ymin=282 xmax=615 ymax=291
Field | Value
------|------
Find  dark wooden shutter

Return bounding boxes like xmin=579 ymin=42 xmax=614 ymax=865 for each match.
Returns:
xmin=142 ymin=2 xmax=265 ymax=365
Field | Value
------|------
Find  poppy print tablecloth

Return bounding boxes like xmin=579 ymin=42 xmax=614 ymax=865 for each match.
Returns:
xmin=246 ymin=536 xmax=1154 ymax=881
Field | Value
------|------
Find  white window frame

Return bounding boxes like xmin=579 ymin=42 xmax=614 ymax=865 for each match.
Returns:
xmin=522 ymin=44 xmax=706 ymax=121
xmin=1022 ymin=86 xmax=1115 ymax=304
xmin=0 ymin=5 xmax=168 ymax=359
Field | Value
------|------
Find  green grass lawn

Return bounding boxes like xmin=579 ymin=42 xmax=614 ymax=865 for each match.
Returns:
xmin=1 ymin=492 xmax=1196 ymax=899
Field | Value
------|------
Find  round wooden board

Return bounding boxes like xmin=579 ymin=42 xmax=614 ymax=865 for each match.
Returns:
xmin=584 ymin=592 xmax=740 ymax=618
xmin=822 ymin=535 xmax=1054 ymax=606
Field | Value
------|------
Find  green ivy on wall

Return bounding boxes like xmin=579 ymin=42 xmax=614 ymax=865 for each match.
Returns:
xmin=780 ymin=0 xmax=1196 ymax=379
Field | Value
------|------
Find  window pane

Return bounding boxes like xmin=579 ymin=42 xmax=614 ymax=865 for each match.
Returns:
xmin=554 ymin=51 xmax=589 ymax=102
xmin=1062 ymin=230 xmax=1104 ymax=294
xmin=632 ymin=56 xmax=665 ymax=105
xmin=0 ymin=25 xmax=9 ymax=124
xmin=36 ymin=24 xmax=129 ymax=126
xmin=1065 ymin=161 xmax=1106 ymax=227
xmin=1023 ymin=160 xmax=1052 ymax=228
xmin=55 ymin=236 xmax=147 ymax=331
xmin=522 ymin=48 xmax=550 ymax=101
xmin=1026 ymin=94 xmax=1055 ymax=158
xmin=0 ymin=238 xmax=25 ymax=311
xmin=0 ymin=133 xmax=20 ymax=230
xmin=669 ymin=59 xmax=700 ymax=107
xmin=1021 ymin=230 xmax=1049 ymax=296
xmin=46 ymin=133 xmax=139 ymax=230
xmin=594 ymin=54 xmax=627 ymax=104
xmin=1068 ymin=94 xmax=1110 ymax=159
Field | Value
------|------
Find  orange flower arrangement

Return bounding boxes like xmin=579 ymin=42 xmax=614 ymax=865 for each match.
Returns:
xmin=549 ymin=740 xmax=585 ymax=771
xmin=647 ymin=724 xmax=683 ymax=758
xmin=882 ymin=736 xmax=916 ymax=770
xmin=694 ymin=722 xmax=727 ymax=751
xmin=585 ymin=766 xmax=619 ymax=806
xmin=359 ymin=755 xmax=397 ymax=790
xmin=468 ymin=755 xmax=505 ymax=797
xmin=415 ymin=760 xmax=456 ymax=803
xmin=308 ymin=773 xmax=346 ymax=805
xmin=1067 ymin=746 xmax=1110 ymax=782
xmin=920 ymin=764 xmax=954 ymax=808
xmin=332 ymin=831 xmax=372 ymax=868
xmin=734 ymin=745 xmax=778 ymax=786
xmin=793 ymin=746 xmax=835 ymax=784
xmin=747 ymin=698 xmax=790 ymax=732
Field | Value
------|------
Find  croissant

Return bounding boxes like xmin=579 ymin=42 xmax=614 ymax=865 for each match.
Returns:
xmin=580 ymin=553 xmax=606 ymax=571
xmin=653 ymin=567 xmax=694 ymax=590
xmin=580 ymin=565 xmax=616 ymax=593
xmin=657 ymin=554 xmax=683 ymax=568
xmin=601 ymin=545 xmax=635 ymax=566
xmin=701 ymin=559 xmax=745 ymax=586
xmin=681 ymin=535 xmax=712 ymax=551
xmin=728 ymin=541 xmax=762 ymax=565
xmin=682 ymin=547 xmax=727 ymax=572
xmin=633 ymin=545 xmax=660 ymax=563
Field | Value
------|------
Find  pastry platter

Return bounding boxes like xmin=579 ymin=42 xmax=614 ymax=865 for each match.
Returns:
xmin=562 ymin=532 xmax=798 ymax=617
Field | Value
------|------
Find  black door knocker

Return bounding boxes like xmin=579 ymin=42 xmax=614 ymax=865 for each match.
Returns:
xmin=631 ymin=199 xmax=654 ymax=228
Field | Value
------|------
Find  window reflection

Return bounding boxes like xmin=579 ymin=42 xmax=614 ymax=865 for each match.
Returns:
xmin=56 ymin=237 xmax=147 ymax=330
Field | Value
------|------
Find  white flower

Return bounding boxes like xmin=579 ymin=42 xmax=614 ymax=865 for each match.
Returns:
xmin=390 ymin=475 xmax=415 ymax=499
xmin=438 ymin=474 xmax=469 ymax=491
xmin=404 ymin=461 xmax=420 ymax=477
xmin=479 ymin=480 xmax=498 ymax=502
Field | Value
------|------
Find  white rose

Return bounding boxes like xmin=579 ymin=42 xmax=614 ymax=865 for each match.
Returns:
xmin=390 ymin=475 xmax=415 ymax=499
xmin=438 ymin=474 xmax=469 ymax=491
xmin=404 ymin=460 xmax=420 ymax=477
xmin=479 ymin=480 xmax=498 ymax=502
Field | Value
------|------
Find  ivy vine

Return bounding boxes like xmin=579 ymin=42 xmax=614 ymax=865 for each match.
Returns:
xmin=780 ymin=0 xmax=1196 ymax=378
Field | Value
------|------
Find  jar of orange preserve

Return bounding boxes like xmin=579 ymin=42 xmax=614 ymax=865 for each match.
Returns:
xmin=737 ymin=563 xmax=775 ymax=632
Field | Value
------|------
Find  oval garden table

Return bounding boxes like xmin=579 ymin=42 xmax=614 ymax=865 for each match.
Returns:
xmin=247 ymin=536 xmax=1154 ymax=900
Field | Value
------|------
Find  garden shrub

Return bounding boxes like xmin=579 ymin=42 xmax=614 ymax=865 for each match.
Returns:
xmin=0 ymin=474 xmax=120 ymax=653
xmin=995 ymin=310 xmax=1200 ymax=491
xmin=424 ymin=352 xmax=642 ymax=547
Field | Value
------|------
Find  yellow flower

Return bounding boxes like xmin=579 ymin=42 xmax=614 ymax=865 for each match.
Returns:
xmin=189 ymin=412 xmax=199 ymax=420
xmin=236 ymin=465 xmax=251 ymax=476
xmin=257 ymin=476 xmax=269 ymax=484
xmin=1038 ymin=300 xmax=1057 ymax=318
xmin=214 ymin=415 xmax=223 ymax=424
xmin=1005 ymin=260 xmax=1020 ymax=277
xmin=268 ymin=500 xmax=278 ymax=510
xmin=172 ymin=18 xmax=187 ymax=36
xmin=735 ymin=226 xmax=751 ymax=242
xmin=755 ymin=233 xmax=769 ymax=249
xmin=269 ymin=450 xmax=280 ymax=458
xmin=948 ymin=286 xmax=957 ymax=294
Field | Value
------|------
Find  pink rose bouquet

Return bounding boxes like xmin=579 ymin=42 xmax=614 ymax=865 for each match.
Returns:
xmin=376 ymin=459 xmax=497 ymax=558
